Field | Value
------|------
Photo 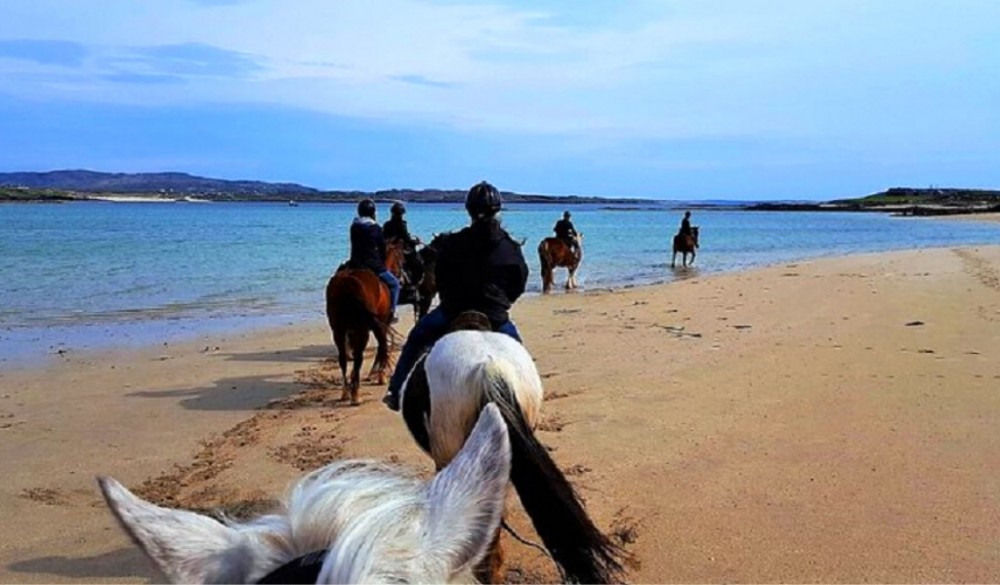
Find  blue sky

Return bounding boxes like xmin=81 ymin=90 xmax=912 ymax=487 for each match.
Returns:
xmin=1 ymin=1 xmax=998 ymax=200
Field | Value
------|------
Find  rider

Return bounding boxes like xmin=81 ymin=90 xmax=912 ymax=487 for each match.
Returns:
xmin=383 ymin=181 xmax=529 ymax=411
xmin=678 ymin=211 xmax=697 ymax=244
xmin=382 ymin=201 xmax=424 ymax=289
xmin=553 ymin=210 xmax=579 ymax=255
xmin=383 ymin=201 xmax=420 ymax=249
xmin=678 ymin=211 xmax=693 ymax=236
xmin=349 ymin=198 xmax=400 ymax=321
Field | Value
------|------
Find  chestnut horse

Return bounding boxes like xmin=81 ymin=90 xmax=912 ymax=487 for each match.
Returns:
xmin=671 ymin=226 xmax=699 ymax=268
xmin=325 ymin=241 xmax=404 ymax=405
xmin=538 ymin=234 xmax=583 ymax=293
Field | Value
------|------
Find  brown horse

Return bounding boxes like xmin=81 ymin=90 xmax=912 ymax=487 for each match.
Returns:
xmin=671 ymin=226 xmax=699 ymax=268
xmin=538 ymin=234 xmax=583 ymax=293
xmin=324 ymin=241 xmax=404 ymax=405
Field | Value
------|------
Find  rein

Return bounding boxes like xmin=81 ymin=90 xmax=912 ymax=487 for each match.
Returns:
xmin=257 ymin=550 xmax=328 ymax=584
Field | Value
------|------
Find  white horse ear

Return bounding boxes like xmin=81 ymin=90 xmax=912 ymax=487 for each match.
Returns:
xmin=97 ymin=476 xmax=253 ymax=584
xmin=423 ymin=404 xmax=511 ymax=576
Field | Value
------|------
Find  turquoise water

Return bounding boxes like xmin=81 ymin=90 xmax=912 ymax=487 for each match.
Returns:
xmin=3 ymin=201 xmax=1000 ymax=362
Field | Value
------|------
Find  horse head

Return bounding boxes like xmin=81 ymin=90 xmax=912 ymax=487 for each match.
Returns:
xmin=98 ymin=405 xmax=512 ymax=584
xmin=385 ymin=238 xmax=406 ymax=277
xmin=692 ymin=226 xmax=700 ymax=246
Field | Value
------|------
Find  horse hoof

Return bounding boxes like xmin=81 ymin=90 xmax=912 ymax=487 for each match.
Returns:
xmin=350 ymin=400 xmax=361 ymax=407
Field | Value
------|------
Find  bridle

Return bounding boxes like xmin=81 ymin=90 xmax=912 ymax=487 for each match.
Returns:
xmin=257 ymin=550 xmax=328 ymax=584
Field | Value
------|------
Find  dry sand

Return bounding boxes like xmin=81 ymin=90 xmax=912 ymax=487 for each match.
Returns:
xmin=2 ymin=246 xmax=1000 ymax=583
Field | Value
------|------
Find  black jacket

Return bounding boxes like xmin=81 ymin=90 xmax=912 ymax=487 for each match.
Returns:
xmin=554 ymin=219 xmax=577 ymax=240
xmin=435 ymin=219 xmax=529 ymax=323
xmin=679 ymin=217 xmax=692 ymax=236
xmin=383 ymin=217 xmax=418 ymax=247
xmin=349 ymin=217 xmax=386 ymax=272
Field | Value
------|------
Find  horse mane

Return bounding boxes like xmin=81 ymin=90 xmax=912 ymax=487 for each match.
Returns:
xmin=101 ymin=406 xmax=514 ymax=584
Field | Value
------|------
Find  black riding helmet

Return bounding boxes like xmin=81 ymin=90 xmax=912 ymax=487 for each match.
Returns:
xmin=465 ymin=181 xmax=502 ymax=220
xmin=563 ymin=210 xmax=571 ymax=219
xmin=391 ymin=201 xmax=406 ymax=216
xmin=357 ymin=198 xmax=376 ymax=218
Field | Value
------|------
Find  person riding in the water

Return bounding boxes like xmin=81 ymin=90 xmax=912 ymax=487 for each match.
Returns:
xmin=679 ymin=211 xmax=693 ymax=236
xmin=553 ymin=210 xmax=579 ymax=256
xmin=349 ymin=198 xmax=400 ymax=321
xmin=382 ymin=201 xmax=424 ymax=291
xmin=383 ymin=181 xmax=529 ymax=411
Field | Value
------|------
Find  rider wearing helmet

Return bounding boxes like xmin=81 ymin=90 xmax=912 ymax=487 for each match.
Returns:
xmin=382 ymin=200 xmax=424 ymax=300
xmin=350 ymin=198 xmax=400 ymax=321
xmin=383 ymin=201 xmax=420 ymax=248
xmin=553 ymin=210 xmax=579 ymax=255
xmin=383 ymin=181 xmax=529 ymax=411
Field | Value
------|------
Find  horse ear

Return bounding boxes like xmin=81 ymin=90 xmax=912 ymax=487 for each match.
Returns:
xmin=421 ymin=404 xmax=511 ymax=576
xmin=97 ymin=476 xmax=260 ymax=584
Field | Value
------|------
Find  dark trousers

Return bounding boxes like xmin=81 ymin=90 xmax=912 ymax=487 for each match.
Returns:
xmin=387 ymin=306 xmax=522 ymax=398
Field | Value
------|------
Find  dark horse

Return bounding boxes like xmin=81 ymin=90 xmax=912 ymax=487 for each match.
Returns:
xmin=324 ymin=241 xmax=404 ymax=405
xmin=538 ymin=234 xmax=583 ymax=293
xmin=671 ymin=226 xmax=699 ymax=268
xmin=412 ymin=233 xmax=446 ymax=320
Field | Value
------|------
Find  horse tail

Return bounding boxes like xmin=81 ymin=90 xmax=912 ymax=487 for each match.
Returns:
xmin=537 ymin=240 xmax=553 ymax=292
xmin=476 ymin=360 xmax=625 ymax=584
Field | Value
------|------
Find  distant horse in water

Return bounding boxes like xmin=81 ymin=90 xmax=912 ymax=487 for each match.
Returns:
xmin=671 ymin=226 xmax=699 ymax=268
xmin=98 ymin=405 xmax=515 ymax=583
xmin=324 ymin=241 xmax=404 ymax=405
xmin=398 ymin=313 xmax=625 ymax=583
xmin=538 ymin=234 xmax=583 ymax=293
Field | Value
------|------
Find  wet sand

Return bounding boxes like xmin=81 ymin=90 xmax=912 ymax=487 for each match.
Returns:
xmin=2 ymin=246 xmax=1000 ymax=583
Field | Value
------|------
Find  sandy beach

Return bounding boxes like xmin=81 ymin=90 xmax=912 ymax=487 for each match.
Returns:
xmin=2 ymin=245 xmax=1000 ymax=583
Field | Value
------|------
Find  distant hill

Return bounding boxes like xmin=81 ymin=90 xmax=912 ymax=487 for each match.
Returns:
xmin=0 ymin=170 xmax=318 ymax=196
xmin=745 ymin=187 xmax=1000 ymax=215
xmin=0 ymin=170 xmax=649 ymax=204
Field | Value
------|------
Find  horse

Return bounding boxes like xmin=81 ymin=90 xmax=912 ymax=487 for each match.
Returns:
xmin=538 ymin=234 xmax=583 ymax=293
xmin=671 ymin=226 xmax=699 ymax=268
xmin=324 ymin=241 xmax=404 ymax=405
xmin=399 ymin=315 xmax=625 ymax=583
xmin=413 ymin=232 xmax=446 ymax=320
xmin=97 ymin=404 xmax=514 ymax=584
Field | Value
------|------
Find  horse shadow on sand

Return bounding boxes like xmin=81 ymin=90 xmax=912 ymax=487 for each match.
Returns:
xmin=212 ymin=343 xmax=334 ymax=364
xmin=127 ymin=340 xmax=380 ymax=411
xmin=7 ymin=547 xmax=157 ymax=583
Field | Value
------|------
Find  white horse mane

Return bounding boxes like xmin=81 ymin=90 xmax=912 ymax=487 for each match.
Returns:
xmin=99 ymin=404 xmax=512 ymax=584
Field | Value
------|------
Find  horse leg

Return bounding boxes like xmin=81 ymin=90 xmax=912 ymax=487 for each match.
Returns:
xmin=334 ymin=325 xmax=351 ymax=402
xmin=370 ymin=324 xmax=390 ymax=386
xmin=690 ymin=248 xmax=696 ymax=266
xmin=671 ymin=249 xmax=677 ymax=268
xmin=349 ymin=329 xmax=368 ymax=406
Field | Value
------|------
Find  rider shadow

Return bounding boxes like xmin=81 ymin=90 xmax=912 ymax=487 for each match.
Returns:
xmin=215 ymin=344 xmax=334 ymax=364
xmin=126 ymin=374 xmax=304 ymax=411
xmin=6 ymin=547 xmax=156 ymax=583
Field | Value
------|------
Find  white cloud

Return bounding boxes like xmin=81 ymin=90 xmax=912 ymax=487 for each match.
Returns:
xmin=1 ymin=0 xmax=999 ymax=148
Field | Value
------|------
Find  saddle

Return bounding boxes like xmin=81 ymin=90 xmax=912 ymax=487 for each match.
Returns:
xmin=401 ymin=310 xmax=494 ymax=455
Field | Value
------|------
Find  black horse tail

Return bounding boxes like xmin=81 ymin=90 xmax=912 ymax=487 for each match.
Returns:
xmin=477 ymin=360 xmax=625 ymax=584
